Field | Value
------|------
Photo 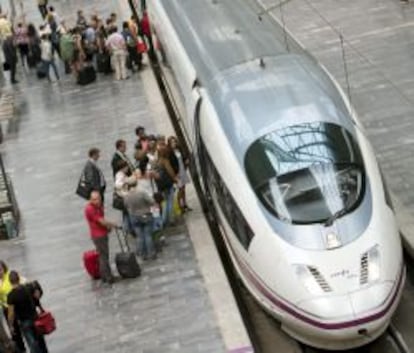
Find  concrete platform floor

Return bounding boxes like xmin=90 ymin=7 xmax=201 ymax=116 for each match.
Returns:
xmin=0 ymin=2 xmax=226 ymax=353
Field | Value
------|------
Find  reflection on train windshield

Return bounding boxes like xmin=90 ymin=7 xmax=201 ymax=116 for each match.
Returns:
xmin=245 ymin=122 xmax=365 ymax=224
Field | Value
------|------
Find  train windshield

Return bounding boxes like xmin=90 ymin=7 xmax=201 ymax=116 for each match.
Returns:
xmin=245 ymin=122 xmax=365 ymax=225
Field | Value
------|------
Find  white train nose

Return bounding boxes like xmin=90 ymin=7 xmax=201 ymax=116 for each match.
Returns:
xmin=296 ymin=293 xmax=354 ymax=320
xmin=350 ymin=282 xmax=393 ymax=313
xmin=296 ymin=281 xmax=393 ymax=321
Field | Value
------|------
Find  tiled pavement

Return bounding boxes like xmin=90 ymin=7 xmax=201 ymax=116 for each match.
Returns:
xmin=0 ymin=1 xmax=225 ymax=352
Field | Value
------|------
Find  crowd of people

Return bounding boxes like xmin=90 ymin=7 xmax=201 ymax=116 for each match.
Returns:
xmin=78 ymin=127 xmax=191 ymax=284
xmin=0 ymin=261 xmax=49 ymax=353
xmin=0 ymin=2 xmax=151 ymax=84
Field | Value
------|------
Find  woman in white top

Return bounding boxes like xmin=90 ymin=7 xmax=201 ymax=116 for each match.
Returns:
xmin=114 ymin=160 xmax=138 ymax=235
xmin=114 ymin=160 xmax=137 ymax=197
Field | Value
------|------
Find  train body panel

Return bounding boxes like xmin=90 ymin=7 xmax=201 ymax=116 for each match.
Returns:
xmin=148 ymin=0 xmax=404 ymax=349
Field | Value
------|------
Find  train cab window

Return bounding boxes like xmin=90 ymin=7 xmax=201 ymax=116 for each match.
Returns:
xmin=200 ymin=141 xmax=254 ymax=249
xmin=244 ymin=122 xmax=366 ymax=225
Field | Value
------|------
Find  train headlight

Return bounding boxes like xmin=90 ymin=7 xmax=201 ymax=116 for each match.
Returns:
xmin=294 ymin=264 xmax=328 ymax=295
xmin=367 ymin=245 xmax=381 ymax=282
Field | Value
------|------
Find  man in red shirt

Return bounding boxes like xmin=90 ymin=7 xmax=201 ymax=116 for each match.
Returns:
xmin=85 ymin=191 xmax=118 ymax=283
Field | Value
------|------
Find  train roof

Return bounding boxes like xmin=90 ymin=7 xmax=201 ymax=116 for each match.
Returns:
xmin=159 ymin=0 xmax=355 ymax=160
xmin=159 ymin=0 xmax=303 ymax=84
xmin=207 ymin=55 xmax=355 ymax=160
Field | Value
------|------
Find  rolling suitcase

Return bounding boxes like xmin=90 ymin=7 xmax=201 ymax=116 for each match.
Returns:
xmin=115 ymin=228 xmax=141 ymax=278
xmin=77 ymin=65 xmax=96 ymax=85
xmin=97 ymin=52 xmax=111 ymax=74
xmin=36 ymin=62 xmax=47 ymax=79
xmin=83 ymin=250 xmax=100 ymax=279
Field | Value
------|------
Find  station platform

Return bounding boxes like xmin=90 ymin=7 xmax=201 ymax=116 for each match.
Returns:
xmin=0 ymin=1 xmax=252 ymax=353
xmin=1 ymin=0 xmax=414 ymax=352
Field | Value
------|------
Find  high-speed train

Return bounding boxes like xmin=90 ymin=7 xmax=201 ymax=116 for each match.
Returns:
xmin=147 ymin=0 xmax=405 ymax=349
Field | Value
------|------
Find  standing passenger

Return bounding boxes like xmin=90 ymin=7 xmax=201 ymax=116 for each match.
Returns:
xmin=84 ymin=191 xmax=118 ymax=284
xmin=155 ymin=145 xmax=178 ymax=227
xmin=111 ymin=139 xmax=135 ymax=178
xmin=124 ymin=183 xmax=156 ymax=260
xmin=7 ymin=271 xmax=48 ymax=353
xmin=0 ymin=261 xmax=25 ymax=352
xmin=40 ymin=34 xmax=60 ymax=82
xmin=83 ymin=148 xmax=106 ymax=201
xmin=15 ymin=22 xmax=29 ymax=70
xmin=168 ymin=136 xmax=191 ymax=212
xmin=3 ymin=35 xmax=18 ymax=84
xmin=37 ymin=0 xmax=48 ymax=19
xmin=105 ymin=27 xmax=128 ymax=80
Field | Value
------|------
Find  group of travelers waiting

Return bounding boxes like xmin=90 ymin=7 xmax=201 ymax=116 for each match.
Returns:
xmin=0 ymin=261 xmax=49 ymax=353
xmin=0 ymin=2 xmax=151 ymax=84
xmin=78 ymin=127 xmax=191 ymax=285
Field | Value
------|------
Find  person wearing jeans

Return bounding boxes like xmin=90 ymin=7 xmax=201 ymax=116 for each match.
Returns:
xmin=155 ymin=144 xmax=178 ymax=227
xmin=132 ymin=215 xmax=154 ymax=260
xmin=161 ymin=186 xmax=175 ymax=227
xmin=40 ymin=34 xmax=59 ymax=82
xmin=0 ymin=261 xmax=26 ymax=352
xmin=7 ymin=271 xmax=48 ymax=353
xmin=124 ymin=186 xmax=156 ymax=259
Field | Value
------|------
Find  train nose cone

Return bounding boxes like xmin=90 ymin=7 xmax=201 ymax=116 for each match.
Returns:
xmin=350 ymin=282 xmax=393 ymax=314
xmin=296 ymin=294 xmax=353 ymax=321
xmin=296 ymin=282 xmax=393 ymax=324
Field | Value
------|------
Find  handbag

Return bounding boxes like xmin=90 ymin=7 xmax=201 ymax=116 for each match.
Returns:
xmin=2 ymin=62 xmax=10 ymax=71
xmin=136 ymin=38 xmax=148 ymax=54
xmin=35 ymin=310 xmax=56 ymax=335
xmin=112 ymin=192 xmax=125 ymax=211
xmin=75 ymin=169 xmax=91 ymax=200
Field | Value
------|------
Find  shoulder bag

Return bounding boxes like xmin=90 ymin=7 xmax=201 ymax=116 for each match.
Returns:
xmin=75 ymin=168 xmax=91 ymax=200
xmin=112 ymin=192 xmax=125 ymax=211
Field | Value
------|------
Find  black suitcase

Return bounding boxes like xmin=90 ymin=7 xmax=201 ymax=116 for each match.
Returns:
xmin=115 ymin=228 xmax=141 ymax=278
xmin=77 ymin=65 xmax=96 ymax=85
xmin=36 ymin=62 xmax=47 ymax=79
xmin=97 ymin=52 xmax=111 ymax=74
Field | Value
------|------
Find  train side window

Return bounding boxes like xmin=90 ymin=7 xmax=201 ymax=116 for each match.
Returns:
xmin=200 ymin=140 xmax=254 ymax=250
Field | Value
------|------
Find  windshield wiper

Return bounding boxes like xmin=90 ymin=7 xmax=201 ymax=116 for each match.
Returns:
xmin=324 ymin=199 xmax=353 ymax=227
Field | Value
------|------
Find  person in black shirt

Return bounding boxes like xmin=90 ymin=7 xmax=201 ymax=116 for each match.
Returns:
xmin=111 ymin=139 xmax=135 ymax=177
xmin=7 ymin=271 xmax=48 ymax=353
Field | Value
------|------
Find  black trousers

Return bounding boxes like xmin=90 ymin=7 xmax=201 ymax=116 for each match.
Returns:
xmin=9 ymin=61 xmax=16 ymax=83
xmin=92 ymin=235 xmax=113 ymax=281
xmin=3 ymin=307 xmax=25 ymax=352
xmin=127 ymin=47 xmax=142 ymax=71
xmin=38 ymin=5 xmax=48 ymax=19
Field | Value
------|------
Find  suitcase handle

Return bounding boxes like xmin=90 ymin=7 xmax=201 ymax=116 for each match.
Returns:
xmin=115 ymin=227 xmax=131 ymax=253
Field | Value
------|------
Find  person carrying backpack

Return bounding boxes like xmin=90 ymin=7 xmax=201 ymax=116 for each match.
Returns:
xmin=7 ymin=271 xmax=48 ymax=353
xmin=0 ymin=261 xmax=26 ymax=352
xmin=122 ymin=21 xmax=141 ymax=72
